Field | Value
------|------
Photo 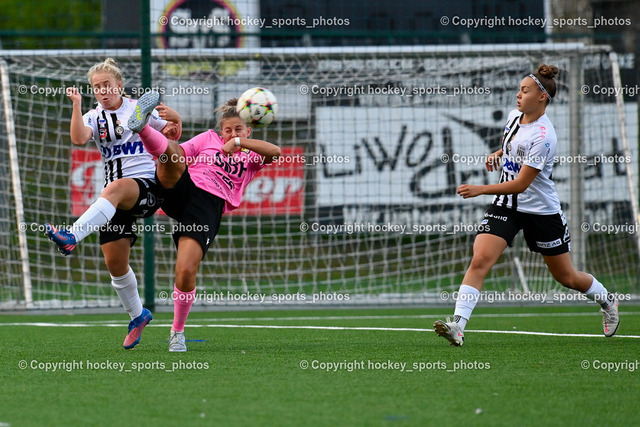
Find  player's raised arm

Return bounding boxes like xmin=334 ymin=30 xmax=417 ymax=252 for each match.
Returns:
xmin=157 ymin=102 xmax=182 ymax=140
xmin=156 ymin=102 xmax=181 ymax=123
xmin=66 ymin=87 xmax=92 ymax=145
xmin=221 ymin=137 xmax=281 ymax=163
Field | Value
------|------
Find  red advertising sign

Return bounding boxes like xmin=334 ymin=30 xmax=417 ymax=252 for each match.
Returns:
xmin=70 ymin=149 xmax=104 ymax=216
xmin=231 ymin=146 xmax=305 ymax=215
xmin=70 ymin=146 xmax=304 ymax=216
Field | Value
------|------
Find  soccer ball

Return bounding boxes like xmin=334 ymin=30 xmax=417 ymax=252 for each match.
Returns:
xmin=236 ymin=87 xmax=278 ymax=127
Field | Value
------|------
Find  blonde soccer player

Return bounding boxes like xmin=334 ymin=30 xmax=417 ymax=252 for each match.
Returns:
xmin=127 ymin=91 xmax=281 ymax=351
xmin=434 ymin=64 xmax=620 ymax=346
xmin=44 ymin=58 xmax=182 ymax=349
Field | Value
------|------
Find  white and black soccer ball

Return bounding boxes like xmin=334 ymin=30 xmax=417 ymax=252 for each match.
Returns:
xmin=236 ymin=87 xmax=278 ymax=127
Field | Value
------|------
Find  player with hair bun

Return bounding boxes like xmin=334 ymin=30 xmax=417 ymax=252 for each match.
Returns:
xmin=434 ymin=64 xmax=620 ymax=346
xmin=44 ymin=58 xmax=182 ymax=349
xmin=128 ymin=91 xmax=281 ymax=352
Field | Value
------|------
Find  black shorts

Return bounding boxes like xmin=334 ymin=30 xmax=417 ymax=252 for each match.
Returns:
xmin=158 ymin=169 xmax=224 ymax=256
xmin=99 ymin=178 xmax=162 ymax=246
xmin=477 ymin=205 xmax=571 ymax=256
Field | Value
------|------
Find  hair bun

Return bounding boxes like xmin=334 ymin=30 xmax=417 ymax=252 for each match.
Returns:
xmin=214 ymin=97 xmax=242 ymax=129
xmin=538 ymin=64 xmax=559 ymax=79
xmin=214 ymin=98 xmax=238 ymax=115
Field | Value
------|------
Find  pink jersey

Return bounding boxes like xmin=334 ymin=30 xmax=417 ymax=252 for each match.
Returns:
xmin=180 ymin=130 xmax=267 ymax=213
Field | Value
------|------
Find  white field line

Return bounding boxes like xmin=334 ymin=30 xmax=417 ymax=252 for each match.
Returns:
xmin=1 ymin=321 xmax=639 ymax=339
xmin=185 ymin=311 xmax=640 ymax=322
xmin=24 ymin=310 xmax=640 ymax=324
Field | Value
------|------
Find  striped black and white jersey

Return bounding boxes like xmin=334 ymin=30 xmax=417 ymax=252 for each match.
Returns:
xmin=82 ymin=97 xmax=167 ymax=186
xmin=493 ymin=109 xmax=560 ymax=214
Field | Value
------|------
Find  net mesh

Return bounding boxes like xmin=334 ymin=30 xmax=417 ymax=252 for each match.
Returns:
xmin=0 ymin=45 xmax=637 ymax=309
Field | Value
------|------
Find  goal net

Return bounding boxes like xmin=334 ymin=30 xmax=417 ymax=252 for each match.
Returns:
xmin=0 ymin=44 xmax=638 ymax=309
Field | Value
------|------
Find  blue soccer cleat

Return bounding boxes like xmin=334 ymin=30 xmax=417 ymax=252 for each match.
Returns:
xmin=44 ymin=223 xmax=77 ymax=256
xmin=128 ymin=91 xmax=160 ymax=133
xmin=123 ymin=308 xmax=153 ymax=349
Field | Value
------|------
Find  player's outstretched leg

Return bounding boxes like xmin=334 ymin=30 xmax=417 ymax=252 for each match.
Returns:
xmin=128 ymin=93 xmax=185 ymax=188
xmin=44 ymin=224 xmax=77 ymax=256
xmin=128 ymin=91 xmax=160 ymax=133
xmin=434 ymin=317 xmax=465 ymax=346
xmin=45 ymin=195 xmax=118 ymax=256
xmin=123 ymin=308 xmax=153 ymax=349
xmin=544 ymin=254 xmax=620 ymax=337
xmin=128 ymin=91 xmax=181 ymax=176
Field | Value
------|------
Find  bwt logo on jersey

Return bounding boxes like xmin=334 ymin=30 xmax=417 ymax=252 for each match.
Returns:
xmin=503 ymin=158 xmax=522 ymax=173
xmin=100 ymin=141 xmax=144 ymax=160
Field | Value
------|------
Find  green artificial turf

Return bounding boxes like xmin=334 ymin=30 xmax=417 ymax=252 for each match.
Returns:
xmin=0 ymin=305 xmax=638 ymax=426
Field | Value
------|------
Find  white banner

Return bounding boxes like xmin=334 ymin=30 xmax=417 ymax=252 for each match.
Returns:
xmin=315 ymin=105 xmax=638 ymax=226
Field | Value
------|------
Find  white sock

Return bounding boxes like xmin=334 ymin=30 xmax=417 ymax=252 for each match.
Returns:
xmin=72 ymin=197 xmax=116 ymax=242
xmin=453 ymin=315 xmax=468 ymax=330
xmin=584 ymin=276 xmax=612 ymax=308
xmin=111 ymin=267 xmax=143 ymax=320
xmin=453 ymin=284 xmax=481 ymax=331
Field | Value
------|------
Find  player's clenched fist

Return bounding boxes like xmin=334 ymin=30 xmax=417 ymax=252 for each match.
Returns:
xmin=66 ymin=87 xmax=81 ymax=103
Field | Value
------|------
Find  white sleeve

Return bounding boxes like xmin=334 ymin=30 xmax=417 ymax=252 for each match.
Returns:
xmin=82 ymin=111 xmax=96 ymax=141
xmin=148 ymin=109 xmax=168 ymax=131
xmin=524 ymin=134 xmax=553 ymax=171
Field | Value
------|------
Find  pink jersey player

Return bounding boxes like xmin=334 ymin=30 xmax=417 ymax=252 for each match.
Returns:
xmin=127 ymin=92 xmax=281 ymax=352
xmin=179 ymin=129 xmax=266 ymax=213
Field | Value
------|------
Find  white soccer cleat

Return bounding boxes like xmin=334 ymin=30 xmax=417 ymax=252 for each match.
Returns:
xmin=434 ymin=317 xmax=464 ymax=346
xmin=600 ymin=296 xmax=620 ymax=337
xmin=169 ymin=330 xmax=187 ymax=352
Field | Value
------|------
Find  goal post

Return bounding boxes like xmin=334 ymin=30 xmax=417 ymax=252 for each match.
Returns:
xmin=0 ymin=59 xmax=33 ymax=308
xmin=0 ymin=43 xmax=637 ymax=310
xmin=609 ymin=51 xmax=640 ymax=272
